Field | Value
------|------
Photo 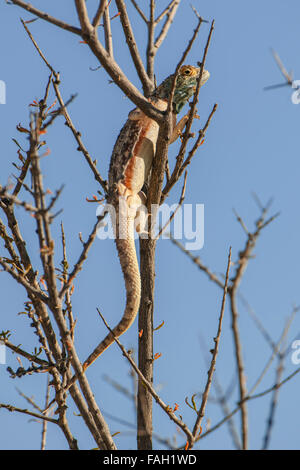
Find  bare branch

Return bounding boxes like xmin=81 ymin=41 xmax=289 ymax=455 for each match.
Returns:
xmin=92 ymin=0 xmax=107 ymax=28
xmin=146 ymin=0 xmax=156 ymax=81
xmin=52 ymin=80 xmax=108 ymax=192
xmin=161 ymin=22 xmax=216 ymax=202
xmin=191 ymin=248 xmax=231 ymax=446
xmin=12 ymin=0 xmax=162 ymax=122
xmin=10 ymin=0 xmax=81 ymax=35
xmin=271 ymin=49 xmax=293 ymax=85
xmin=129 ymin=0 xmax=148 ymax=23
xmin=154 ymin=0 xmax=180 ymax=51
xmin=249 ymin=306 xmax=298 ymax=397
xmin=229 ymin=294 xmax=248 ymax=449
xmin=41 ymin=375 xmax=51 ymax=449
xmin=0 ymin=402 xmax=58 ymax=424
xmin=19 ymin=18 xmax=108 ymax=192
xmin=169 ymin=235 xmax=225 ymax=289
xmin=115 ymin=0 xmax=153 ymax=95
xmin=195 ymin=366 xmax=300 ymax=445
xmin=149 ymin=15 xmax=211 ymax=210
xmin=103 ymin=1 xmax=114 ymax=58
xmin=155 ymin=0 xmax=178 ymax=24
xmin=0 ymin=187 xmax=38 ymax=213
xmin=20 ymin=18 xmax=56 ymax=75
xmin=96 ymin=309 xmax=195 ymax=446
xmin=75 ymin=0 xmax=163 ymax=122
xmin=262 ymin=352 xmax=285 ymax=450
xmin=155 ymin=171 xmax=187 ymax=240
xmin=228 ymin=203 xmax=279 ymax=449
xmin=59 ymin=219 xmax=100 ymax=299
xmin=3 ymin=340 xmax=50 ymax=367
xmin=0 ymin=257 xmax=49 ymax=303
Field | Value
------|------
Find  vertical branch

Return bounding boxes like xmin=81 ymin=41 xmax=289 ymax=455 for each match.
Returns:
xmin=103 ymin=1 xmax=113 ymax=57
xmin=153 ymin=0 xmax=180 ymax=52
xmin=92 ymin=0 xmax=107 ymax=28
xmin=137 ymin=108 xmax=173 ymax=451
xmin=228 ymin=292 xmax=249 ymax=450
xmin=41 ymin=375 xmax=51 ymax=450
xmin=191 ymin=248 xmax=231 ymax=446
xmin=146 ymin=0 xmax=156 ymax=82
xmin=130 ymin=0 xmax=148 ymax=23
xmin=228 ymin=204 xmax=279 ymax=450
xmin=261 ymin=353 xmax=285 ymax=449
xmin=137 ymin=237 xmax=156 ymax=449
xmin=146 ymin=0 xmax=181 ymax=82
xmin=115 ymin=0 xmax=153 ymax=95
xmin=261 ymin=310 xmax=295 ymax=449
xmin=137 ymin=13 xmax=211 ymax=450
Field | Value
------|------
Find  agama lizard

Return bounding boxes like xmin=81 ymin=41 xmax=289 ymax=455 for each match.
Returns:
xmin=82 ymin=65 xmax=209 ymax=371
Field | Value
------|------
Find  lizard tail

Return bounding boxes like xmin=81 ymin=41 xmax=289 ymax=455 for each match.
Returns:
xmin=82 ymin=213 xmax=141 ymax=370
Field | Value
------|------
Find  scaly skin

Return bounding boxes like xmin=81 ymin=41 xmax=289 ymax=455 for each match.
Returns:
xmin=82 ymin=65 xmax=210 ymax=370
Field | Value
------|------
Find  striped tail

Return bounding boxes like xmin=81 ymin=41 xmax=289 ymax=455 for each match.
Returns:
xmin=82 ymin=209 xmax=141 ymax=370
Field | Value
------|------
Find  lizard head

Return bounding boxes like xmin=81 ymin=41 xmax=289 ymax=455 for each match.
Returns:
xmin=153 ymin=64 xmax=210 ymax=114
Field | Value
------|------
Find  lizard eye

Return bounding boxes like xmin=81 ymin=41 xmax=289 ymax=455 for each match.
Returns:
xmin=183 ymin=69 xmax=192 ymax=75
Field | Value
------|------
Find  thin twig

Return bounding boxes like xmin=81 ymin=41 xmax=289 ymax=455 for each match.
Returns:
xmin=59 ymin=219 xmax=100 ymax=299
xmin=42 ymin=93 xmax=78 ymax=130
xmin=115 ymin=0 xmax=153 ymax=95
xmin=10 ymin=0 xmax=82 ymax=35
xmin=52 ymin=81 xmax=108 ymax=192
xmin=264 ymin=49 xmax=293 ymax=90
xmin=262 ymin=352 xmax=285 ymax=450
xmin=191 ymin=248 xmax=231 ymax=446
xmin=103 ymin=1 xmax=113 ymax=57
xmin=228 ymin=204 xmax=280 ymax=449
xmin=41 ymin=375 xmax=51 ymax=450
xmin=248 ymin=306 xmax=298 ymax=396
xmin=155 ymin=0 xmax=178 ymax=24
xmin=92 ymin=0 xmax=107 ymax=28
xmin=129 ymin=0 xmax=148 ymax=23
xmin=192 ymin=366 xmax=300 ymax=446
xmin=0 ymin=188 xmax=38 ymax=213
xmin=155 ymin=171 xmax=187 ymax=240
xmin=146 ymin=0 xmax=156 ymax=81
xmin=20 ymin=19 xmax=107 ymax=191
xmin=161 ymin=21 xmax=216 ymax=202
xmin=0 ymin=402 xmax=58 ymax=424
xmin=20 ymin=18 xmax=56 ymax=76
xmin=75 ymin=0 xmax=164 ymax=123
xmin=0 ymin=258 xmax=49 ymax=303
xmin=154 ymin=0 xmax=180 ymax=51
xmin=3 ymin=340 xmax=51 ymax=367
xmin=169 ymin=235 xmax=225 ymax=289
xmin=96 ymin=308 xmax=195 ymax=447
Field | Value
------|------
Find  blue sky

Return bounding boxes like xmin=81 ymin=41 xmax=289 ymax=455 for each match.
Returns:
xmin=1 ymin=0 xmax=300 ymax=450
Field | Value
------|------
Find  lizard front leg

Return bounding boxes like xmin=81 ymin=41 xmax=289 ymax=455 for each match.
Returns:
xmin=170 ymin=111 xmax=200 ymax=144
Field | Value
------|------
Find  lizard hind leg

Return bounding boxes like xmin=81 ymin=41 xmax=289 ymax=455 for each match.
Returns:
xmin=133 ymin=191 xmax=149 ymax=237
